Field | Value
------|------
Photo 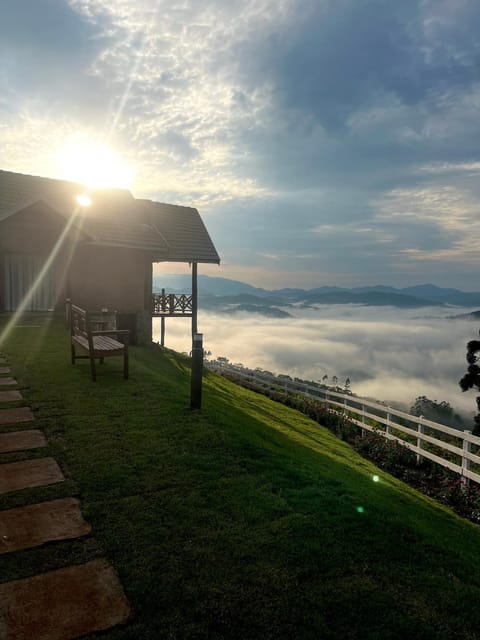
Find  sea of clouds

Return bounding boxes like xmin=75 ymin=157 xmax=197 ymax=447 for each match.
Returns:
xmin=153 ymin=305 xmax=479 ymax=418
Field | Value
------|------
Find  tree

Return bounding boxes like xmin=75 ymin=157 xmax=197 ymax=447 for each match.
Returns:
xmin=322 ymin=374 xmax=328 ymax=382
xmin=410 ymin=396 xmax=464 ymax=430
xmin=459 ymin=334 xmax=480 ymax=435
xmin=344 ymin=377 xmax=351 ymax=391
xmin=332 ymin=375 xmax=338 ymax=387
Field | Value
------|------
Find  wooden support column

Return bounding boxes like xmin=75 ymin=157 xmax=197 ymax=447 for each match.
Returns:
xmin=144 ymin=260 xmax=154 ymax=344
xmin=191 ymin=262 xmax=198 ymax=339
xmin=161 ymin=288 xmax=166 ymax=347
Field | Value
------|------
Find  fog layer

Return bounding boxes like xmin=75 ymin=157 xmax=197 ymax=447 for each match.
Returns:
xmin=153 ymin=305 xmax=478 ymax=416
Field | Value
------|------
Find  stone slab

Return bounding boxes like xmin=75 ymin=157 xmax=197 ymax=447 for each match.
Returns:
xmin=0 ymin=378 xmax=17 ymax=387
xmin=0 ymin=458 xmax=64 ymax=495
xmin=0 ymin=367 xmax=11 ymax=375
xmin=0 ymin=558 xmax=131 ymax=640
xmin=0 ymin=430 xmax=46 ymax=454
xmin=0 ymin=390 xmax=22 ymax=402
xmin=0 ymin=498 xmax=91 ymax=554
xmin=0 ymin=407 xmax=34 ymax=425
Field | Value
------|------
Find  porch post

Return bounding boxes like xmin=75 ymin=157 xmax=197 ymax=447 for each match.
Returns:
xmin=161 ymin=288 xmax=166 ymax=347
xmin=191 ymin=262 xmax=198 ymax=339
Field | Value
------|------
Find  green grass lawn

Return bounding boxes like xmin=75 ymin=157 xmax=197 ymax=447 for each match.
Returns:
xmin=2 ymin=315 xmax=480 ymax=639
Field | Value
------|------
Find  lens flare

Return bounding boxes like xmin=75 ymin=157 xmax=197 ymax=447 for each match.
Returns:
xmin=76 ymin=194 xmax=91 ymax=207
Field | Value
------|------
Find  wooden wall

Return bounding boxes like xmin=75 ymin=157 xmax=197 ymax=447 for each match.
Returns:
xmin=0 ymin=204 xmax=154 ymax=341
xmin=69 ymin=245 xmax=152 ymax=313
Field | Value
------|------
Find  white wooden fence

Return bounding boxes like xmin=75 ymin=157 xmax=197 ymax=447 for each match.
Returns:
xmin=207 ymin=362 xmax=480 ymax=485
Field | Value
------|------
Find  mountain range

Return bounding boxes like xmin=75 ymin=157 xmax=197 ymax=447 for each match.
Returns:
xmin=153 ymin=275 xmax=480 ymax=313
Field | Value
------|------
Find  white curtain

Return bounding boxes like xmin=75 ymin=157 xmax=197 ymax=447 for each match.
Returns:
xmin=4 ymin=253 xmax=56 ymax=311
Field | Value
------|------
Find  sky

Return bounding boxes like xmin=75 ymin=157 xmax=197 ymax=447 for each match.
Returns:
xmin=2 ymin=0 xmax=480 ymax=290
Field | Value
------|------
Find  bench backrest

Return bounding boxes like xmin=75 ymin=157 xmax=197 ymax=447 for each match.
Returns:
xmin=71 ymin=304 xmax=88 ymax=338
xmin=70 ymin=304 xmax=118 ymax=337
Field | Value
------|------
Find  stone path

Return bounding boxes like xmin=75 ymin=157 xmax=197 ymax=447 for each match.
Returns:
xmin=0 ymin=390 xmax=23 ymax=401
xmin=0 ymin=430 xmax=46 ymax=453
xmin=0 ymin=354 xmax=131 ymax=638
xmin=0 ymin=406 xmax=35 ymax=424
xmin=0 ymin=458 xmax=64 ymax=494
xmin=0 ymin=377 xmax=18 ymax=386
xmin=0 ymin=498 xmax=91 ymax=554
xmin=0 ymin=559 xmax=131 ymax=640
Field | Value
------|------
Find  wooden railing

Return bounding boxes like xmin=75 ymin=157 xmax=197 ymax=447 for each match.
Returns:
xmin=207 ymin=362 xmax=480 ymax=485
xmin=152 ymin=293 xmax=193 ymax=317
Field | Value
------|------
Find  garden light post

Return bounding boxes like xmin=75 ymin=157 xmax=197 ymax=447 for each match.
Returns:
xmin=190 ymin=333 xmax=203 ymax=409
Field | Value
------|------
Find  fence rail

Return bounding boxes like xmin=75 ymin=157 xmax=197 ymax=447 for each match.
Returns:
xmin=207 ymin=362 xmax=480 ymax=485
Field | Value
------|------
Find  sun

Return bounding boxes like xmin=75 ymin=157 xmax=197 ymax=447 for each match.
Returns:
xmin=58 ymin=137 xmax=135 ymax=189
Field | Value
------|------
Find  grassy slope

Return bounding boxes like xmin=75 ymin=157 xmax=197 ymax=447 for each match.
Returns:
xmin=1 ymin=316 xmax=480 ymax=639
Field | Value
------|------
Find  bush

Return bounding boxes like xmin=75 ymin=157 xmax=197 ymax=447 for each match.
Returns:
xmin=353 ymin=431 xmax=417 ymax=475
xmin=436 ymin=474 xmax=480 ymax=522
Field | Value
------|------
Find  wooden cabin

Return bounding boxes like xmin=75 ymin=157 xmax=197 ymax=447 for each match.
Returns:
xmin=0 ymin=170 xmax=220 ymax=343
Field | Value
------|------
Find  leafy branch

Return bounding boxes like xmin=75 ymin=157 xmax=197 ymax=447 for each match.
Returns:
xmin=459 ymin=337 xmax=480 ymax=435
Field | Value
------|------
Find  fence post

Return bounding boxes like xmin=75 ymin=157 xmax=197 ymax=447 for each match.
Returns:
xmin=462 ymin=431 xmax=472 ymax=487
xmin=386 ymin=412 xmax=391 ymax=437
xmin=416 ymin=422 xmax=424 ymax=465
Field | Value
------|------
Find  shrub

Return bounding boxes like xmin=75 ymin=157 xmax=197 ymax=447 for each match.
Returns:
xmin=353 ymin=431 xmax=417 ymax=475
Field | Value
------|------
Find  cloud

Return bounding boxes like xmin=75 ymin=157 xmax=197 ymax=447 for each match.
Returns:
xmin=63 ymin=0 xmax=284 ymax=203
xmin=0 ymin=0 xmax=115 ymax=119
xmin=238 ymin=0 xmax=480 ymax=130
xmin=155 ymin=305 xmax=477 ymax=418
xmin=3 ymin=0 xmax=480 ymax=289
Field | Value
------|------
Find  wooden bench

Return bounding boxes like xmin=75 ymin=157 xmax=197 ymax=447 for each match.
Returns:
xmin=70 ymin=304 xmax=129 ymax=381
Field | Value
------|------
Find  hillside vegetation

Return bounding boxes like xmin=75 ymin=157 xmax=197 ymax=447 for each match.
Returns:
xmin=2 ymin=316 xmax=480 ymax=639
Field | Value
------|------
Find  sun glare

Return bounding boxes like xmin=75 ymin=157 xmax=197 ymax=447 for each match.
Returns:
xmin=59 ymin=138 xmax=134 ymax=189
xmin=76 ymin=193 xmax=92 ymax=207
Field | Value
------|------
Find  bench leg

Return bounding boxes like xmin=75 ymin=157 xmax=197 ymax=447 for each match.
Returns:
xmin=89 ymin=354 xmax=97 ymax=382
xmin=124 ymin=349 xmax=129 ymax=380
xmin=71 ymin=344 xmax=76 ymax=365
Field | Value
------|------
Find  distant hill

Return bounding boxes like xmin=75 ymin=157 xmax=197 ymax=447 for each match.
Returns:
xmin=448 ymin=310 xmax=480 ymax=320
xmin=302 ymin=290 xmax=441 ymax=308
xmin=153 ymin=274 xmax=480 ymax=311
xmin=273 ymin=285 xmax=345 ymax=297
xmin=153 ymin=274 xmax=267 ymax=296
xmin=223 ymin=304 xmax=291 ymax=318
xmin=200 ymin=294 xmax=293 ymax=318
xmin=401 ymin=284 xmax=480 ymax=306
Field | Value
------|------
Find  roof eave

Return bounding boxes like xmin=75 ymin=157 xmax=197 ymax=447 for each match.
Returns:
xmin=153 ymin=256 xmax=221 ymax=264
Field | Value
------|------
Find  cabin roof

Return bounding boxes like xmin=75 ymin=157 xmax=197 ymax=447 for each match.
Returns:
xmin=0 ymin=169 xmax=220 ymax=264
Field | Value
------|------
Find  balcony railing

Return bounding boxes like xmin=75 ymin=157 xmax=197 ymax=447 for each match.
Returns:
xmin=152 ymin=293 xmax=193 ymax=317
